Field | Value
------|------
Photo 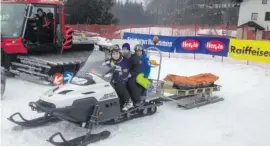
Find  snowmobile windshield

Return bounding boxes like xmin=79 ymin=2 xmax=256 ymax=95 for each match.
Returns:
xmin=71 ymin=50 xmax=113 ymax=85
xmin=0 ymin=3 xmax=26 ymax=38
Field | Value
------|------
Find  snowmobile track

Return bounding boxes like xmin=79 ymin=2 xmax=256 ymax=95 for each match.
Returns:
xmin=101 ymin=100 xmax=162 ymax=125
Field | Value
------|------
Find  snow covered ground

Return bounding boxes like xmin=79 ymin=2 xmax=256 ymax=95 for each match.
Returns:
xmin=1 ymin=55 xmax=270 ymax=146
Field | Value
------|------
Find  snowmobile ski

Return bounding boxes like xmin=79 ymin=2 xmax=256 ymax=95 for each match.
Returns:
xmin=47 ymin=105 xmax=111 ymax=146
xmin=47 ymin=130 xmax=111 ymax=146
xmin=177 ymin=96 xmax=224 ymax=109
xmin=7 ymin=112 xmax=60 ymax=127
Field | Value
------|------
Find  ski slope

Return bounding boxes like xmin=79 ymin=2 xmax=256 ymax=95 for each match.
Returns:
xmin=1 ymin=56 xmax=270 ymax=146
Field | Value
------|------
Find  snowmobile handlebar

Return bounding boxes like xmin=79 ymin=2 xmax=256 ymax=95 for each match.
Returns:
xmin=101 ymin=65 xmax=116 ymax=76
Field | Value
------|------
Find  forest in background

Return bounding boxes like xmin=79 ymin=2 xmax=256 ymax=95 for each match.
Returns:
xmin=64 ymin=0 xmax=241 ymax=26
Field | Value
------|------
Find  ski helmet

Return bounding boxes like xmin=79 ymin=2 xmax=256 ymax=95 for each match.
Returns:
xmin=111 ymin=45 xmax=122 ymax=59
xmin=111 ymin=44 xmax=121 ymax=53
xmin=134 ymin=44 xmax=144 ymax=51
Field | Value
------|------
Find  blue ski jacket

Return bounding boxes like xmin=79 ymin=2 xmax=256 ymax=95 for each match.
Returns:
xmin=138 ymin=50 xmax=151 ymax=78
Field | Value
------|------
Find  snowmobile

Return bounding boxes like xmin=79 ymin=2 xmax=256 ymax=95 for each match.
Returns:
xmin=1 ymin=66 xmax=6 ymax=97
xmin=7 ymin=48 xmax=164 ymax=146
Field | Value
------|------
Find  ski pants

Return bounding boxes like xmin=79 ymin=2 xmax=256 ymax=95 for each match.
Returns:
xmin=113 ymin=81 xmax=130 ymax=106
xmin=127 ymin=76 xmax=141 ymax=103
xmin=136 ymin=73 xmax=150 ymax=89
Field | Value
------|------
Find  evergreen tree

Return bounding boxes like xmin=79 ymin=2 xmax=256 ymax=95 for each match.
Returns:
xmin=64 ymin=0 xmax=118 ymax=25
xmin=111 ymin=0 xmax=154 ymax=25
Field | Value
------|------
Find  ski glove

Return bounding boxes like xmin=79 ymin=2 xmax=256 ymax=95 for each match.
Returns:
xmin=113 ymin=65 xmax=122 ymax=72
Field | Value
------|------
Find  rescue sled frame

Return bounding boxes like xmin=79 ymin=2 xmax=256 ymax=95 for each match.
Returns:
xmin=163 ymin=81 xmax=221 ymax=97
xmin=161 ymin=81 xmax=224 ymax=109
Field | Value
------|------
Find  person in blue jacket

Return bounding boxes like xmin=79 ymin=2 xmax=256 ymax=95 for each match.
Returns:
xmin=134 ymin=44 xmax=151 ymax=78
xmin=133 ymin=44 xmax=151 ymax=96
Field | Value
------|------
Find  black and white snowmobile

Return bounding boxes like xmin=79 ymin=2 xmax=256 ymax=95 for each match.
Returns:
xmin=7 ymin=49 xmax=164 ymax=146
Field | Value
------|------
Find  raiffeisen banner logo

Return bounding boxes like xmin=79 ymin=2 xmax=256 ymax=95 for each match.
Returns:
xmin=229 ymin=38 xmax=270 ymax=63
xmin=126 ymin=37 xmax=173 ymax=47
xmin=230 ymin=46 xmax=270 ymax=57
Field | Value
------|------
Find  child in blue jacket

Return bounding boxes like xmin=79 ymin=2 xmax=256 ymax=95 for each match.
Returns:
xmin=134 ymin=44 xmax=151 ymax=78
xmin=133 ymin=44 xmax=151 ymax=91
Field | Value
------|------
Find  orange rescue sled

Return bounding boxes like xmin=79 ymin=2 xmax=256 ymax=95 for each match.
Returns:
xmin=162 ymin=73 xmax=223 ymax=109
xmin=164 ymin=73 xmax=219 ymax=87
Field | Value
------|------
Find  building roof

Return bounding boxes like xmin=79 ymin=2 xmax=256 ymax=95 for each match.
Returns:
xmin=237 ymin=21 xmax=265 ymax=30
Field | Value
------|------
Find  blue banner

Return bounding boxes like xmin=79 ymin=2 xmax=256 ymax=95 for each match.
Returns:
xmin=123 ymin=32 xmax=177 ymax=52
xmin=174 ymin=36 xmax=229 ymax=56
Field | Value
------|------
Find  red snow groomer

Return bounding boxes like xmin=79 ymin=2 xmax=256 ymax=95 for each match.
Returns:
xmin=1 ymin=0 xmax=105 ymax=84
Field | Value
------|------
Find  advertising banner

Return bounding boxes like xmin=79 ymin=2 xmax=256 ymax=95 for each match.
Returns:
xmin=174 ymin=36 xmax=229 ymax=56
xmin=123 ymin=32 xmax=177 ymax=52
xmin=228 ymin=39 xmax=270 ymax=63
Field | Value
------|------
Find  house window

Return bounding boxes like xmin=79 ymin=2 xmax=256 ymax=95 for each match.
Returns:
xmin=251 ymin=13 xmax=258 ymax=21
xmin=262 ymin=0 xmax=267 ymax=4
xmin=265 ymin=12 xmax=270 ymax=21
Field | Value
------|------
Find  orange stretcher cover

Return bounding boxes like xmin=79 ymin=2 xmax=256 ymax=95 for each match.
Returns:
xmin=164 ymin=73 xmax=219 ymax=86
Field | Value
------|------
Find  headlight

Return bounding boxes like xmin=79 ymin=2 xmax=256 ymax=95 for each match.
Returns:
xmin=71 ymin=77 xmax=88 ymax=85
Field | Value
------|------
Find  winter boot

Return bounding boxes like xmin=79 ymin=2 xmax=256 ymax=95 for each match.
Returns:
xmin=134 ymin=100 xmax=144 ymax=107
xmin=122 ymin=100 xmax=133 ymax=111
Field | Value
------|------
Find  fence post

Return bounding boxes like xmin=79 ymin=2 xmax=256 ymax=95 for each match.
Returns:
xmin=169 ymin=24 xmax=175 ymax=58
xmin=129 ymin=24 xmax=132 ymax=32
xmin=245 ymin=25 xmax=250 ymax=64
xmin=194 ymin=24 xmax=197 ymax=36
xmin=148 ymin=24 xmax=151 ymax=34
xmin=171 ymin=24 xmax=175 ymax=36
xmin=194 ymin=24 xmax=197 ymax=60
